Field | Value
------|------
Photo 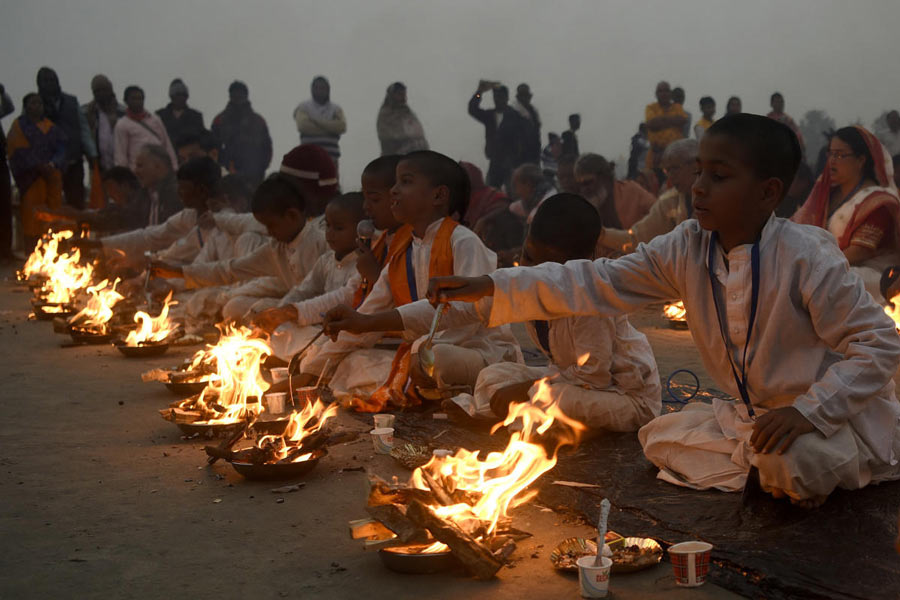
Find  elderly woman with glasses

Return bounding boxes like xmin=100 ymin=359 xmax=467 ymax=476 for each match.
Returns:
xmin=794 ymin=125 xmax=900 ymax=299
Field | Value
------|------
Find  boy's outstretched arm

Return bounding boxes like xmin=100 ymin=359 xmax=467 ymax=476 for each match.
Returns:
xmin=322 ymin=305 xmax=403 ymax=340
xmin=427 ymin=275 xmax=494 ymax=306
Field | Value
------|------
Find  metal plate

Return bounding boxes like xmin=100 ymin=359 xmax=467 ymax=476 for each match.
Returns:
xmin=115 ymin=341 xmax=170 ymax=358
xmin=229 ymin=449 xmax=326 ymax=481
xmin=378 ymin=545 xmax=458 ymax=574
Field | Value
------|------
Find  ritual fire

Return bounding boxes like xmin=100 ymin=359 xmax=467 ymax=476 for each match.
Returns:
xmin=663 ymin=301 xmax=687 ymax=328
xmin=31 ymin=238 xmax=95 ymax=307
xmin=67 ymin=278 xmax=124 ymax=335
xmin=362 ymin=379 xmax=586 ymax=579
xmin=884 ymin=294 xmax=900 ymax=331
xmin=160 ymin=325 xmax=271 ymax=430
xmin=124 ymin=291 xmax=178 ymax=346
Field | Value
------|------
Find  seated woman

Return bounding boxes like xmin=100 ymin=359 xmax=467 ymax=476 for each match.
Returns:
xmin=793 ymin=126 xmax=900 ymax=299
xmin=575 ymin=153 xmax=656 ymax=235
xmin=6 ymin=93 xmax=66 ymax=248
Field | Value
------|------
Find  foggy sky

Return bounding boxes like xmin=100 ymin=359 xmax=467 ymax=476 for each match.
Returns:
xmin=2 ymin=0 xmax=898 ymax=186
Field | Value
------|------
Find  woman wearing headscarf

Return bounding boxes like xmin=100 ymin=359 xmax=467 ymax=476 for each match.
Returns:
xmin=793 ymin=125 xmax=900 ymax=298
xmin=6 ymin=93 xmax=66 ymax=246
xmin=376 ymin=82 xmax=428 ymax=156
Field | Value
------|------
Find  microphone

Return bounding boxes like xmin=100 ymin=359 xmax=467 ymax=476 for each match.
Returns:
xmin=357 ymin=219 xmax=375 ymax=249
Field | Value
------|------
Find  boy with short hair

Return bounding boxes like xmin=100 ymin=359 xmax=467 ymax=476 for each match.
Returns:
xmin=254 ymin=193 xmax=366 ymax=362
xmin=295 ymin=151 xmax=520 ymax=408
xmin=326 ymin=194 xmax=661 ymax=430
xmin=429 ymin=114 xmax=900 ymax=507
xmin=694 ymin=96 xmax=716 ymax=140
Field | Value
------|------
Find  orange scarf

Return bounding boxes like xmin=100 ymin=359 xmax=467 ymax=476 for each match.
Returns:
xmin=387 ymin=217 xmax=458 ymax=306
xmin=349 ymin=217 xmax=458 ymax=413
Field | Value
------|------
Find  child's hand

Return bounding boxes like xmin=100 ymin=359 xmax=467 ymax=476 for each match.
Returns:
xmin=355 ymin=240 xmax=382 ymax=284
xmin=409 ymin=354 xmax=437 ymax=389
xmin=322 ymin=304 xmax=368 ymax=339
xmin=426 ymin=275 xmax=495 ymax=307
xmin=750 ymin=407 xmax=816 ymax=454
xmin=252 ymin=306 xmax=298 ymax=334
xmin=149 ymin=260 xmax=184 ymax=279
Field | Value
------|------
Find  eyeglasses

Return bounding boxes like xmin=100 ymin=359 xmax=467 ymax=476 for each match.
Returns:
xmin=826 ymin=151 xmax=858 ymax=160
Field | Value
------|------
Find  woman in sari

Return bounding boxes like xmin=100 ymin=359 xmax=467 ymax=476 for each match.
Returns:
xmin=793 ymin=125 xmax=899 ymax=299
xmin=376 ymin=82 xmax=429 ymax=156
xmin=6 ymin=93 xmax=66 ymax=247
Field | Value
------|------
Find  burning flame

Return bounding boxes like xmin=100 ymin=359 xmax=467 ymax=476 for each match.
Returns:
xmin=188 ymin=325 xmax=271 ymax=424
xmin=125 ymin=291 xmax=178 ymax=345
xmin=255 ymin=400 xmax=339 ymax=462
xmin=68 ymin=278 xmax=123 ymax=330
xmin=884 ymin=295 xmax=900 ymax=331
xmin=21 ymin=230 xmax=72 ymax=280
xmin=663 ymin=301 xmax=687 ymax=322
xmin=410 ymin=378 xmax=585 ymax=537
xmin=27 ymin=231 xmax=95 ymax=305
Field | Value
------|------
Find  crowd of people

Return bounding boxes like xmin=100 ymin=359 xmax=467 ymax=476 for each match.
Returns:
xmin=4 ymin=65 xmax=900 ymax=511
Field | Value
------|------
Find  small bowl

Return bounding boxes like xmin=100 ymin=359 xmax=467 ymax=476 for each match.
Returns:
xmin=229 ymin=448 xmax=326 ymax=481
xmin=163 ymin=380 xmax=209 ymax=397
xmin=378 ymin=544 xmax=458 ymax=574
xmin=69 ymin=327 xmax=115 ymax=344
xmin=175 ymin=420 xmax=246 ymax=439
xmin=115 ymin=340 xmax=170 ymax=358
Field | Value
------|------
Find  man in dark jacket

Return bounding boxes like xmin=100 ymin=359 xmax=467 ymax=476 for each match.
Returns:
xmin=82 ymin=74 xmax=126 ymax=172
xmin=156 ymin=79 xmax=205 ymax=149
xmin=37 ymin=66 xmax=97 ymax=209
xmin=467 ymin=81 xmax=528 ymax=190
xmin=211 ymin=81 xmax=272 ymax=187
xmin=0 ymin=84 xmax=13 ymax=259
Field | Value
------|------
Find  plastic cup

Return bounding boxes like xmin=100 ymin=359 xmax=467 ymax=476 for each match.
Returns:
xmin=668 ymin=541 xmax=713 ymax=587
xmin=264 ymin=392 xmax=287 ymax=414
xmin=373 ymin=414 xmax=395 ymax=429
xmin=370 ymin=427 xmax=394 ymax=454
xmin=294 ymin=386 xmax=319 ymax=407
xmin=576 ymin=555 xmax=612 ymax=598
xmin=432 ymin=449 xmax=452 ymax=458
xmin=270 ymin=367 xmax=289 ymax=383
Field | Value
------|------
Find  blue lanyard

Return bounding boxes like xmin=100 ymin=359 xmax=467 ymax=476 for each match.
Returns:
xmin=405 ymin=243 xmax=418 ymax=301
xmin=707 ymin=232 xmax=760 ymax=420
xmin=196 ymin=227 xmax=204 ymax=248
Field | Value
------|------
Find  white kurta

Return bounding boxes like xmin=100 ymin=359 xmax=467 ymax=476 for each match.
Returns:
xmin=486 ymin=216 xmax=900 ymax=499
xmin=183 ymin=218 xmax=327 ymax=295
xmin=269 ymin=250 xmax=359 ymax=361
xmin=398 ymin=297 xmax=661 ymax=430
xmin=101 ymin=208 xmax=197 ymax=260
xmin=300 ymin=218 xmax=521 ymax=386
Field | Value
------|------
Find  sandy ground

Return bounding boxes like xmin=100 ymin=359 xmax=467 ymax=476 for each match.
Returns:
xmin=0 ymin=269 xmax=740 ymax=600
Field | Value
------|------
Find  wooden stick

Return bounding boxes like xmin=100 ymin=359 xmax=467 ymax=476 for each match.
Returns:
xmin=419 ymin=469 xmax=455 ymax=506
xmin=365 ymin=504 xmax=429 ymax=544
xmin=406 ymin=499 xmax=502 ymax=580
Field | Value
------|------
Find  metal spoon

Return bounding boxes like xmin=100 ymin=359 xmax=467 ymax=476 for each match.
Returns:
xmin=418 ymin=304 xmax=448 ymax=379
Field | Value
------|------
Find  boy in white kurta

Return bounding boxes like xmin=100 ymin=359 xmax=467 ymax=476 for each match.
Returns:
xmin=327 ymin=194 xmax=661 ymax=431
xmin=428 ymin=115 xmax=900 ymax=506
xmin=253 ymin=194 xmax=365 ymax=362
xmin=295 ymin=152 xmax=520 ymax=404
xmin=152 ymin=174 xmax=328 ymax=321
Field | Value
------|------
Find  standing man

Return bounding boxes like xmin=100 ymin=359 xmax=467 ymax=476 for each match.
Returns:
xmin=562 ymin=113 xmax=580 ymax=157
xmin=82 ymin=75 xmax=126 ymax=172
xmin=156 ymin=78 xmax=205 ymax=148
xmin=672 ymin=86 xmax=692 ymax=138
xmin=644 ymin=81 xmax=687 ymax=172
xmin=0 ymin=85 xmax=13 ymax=259
xmin=211 ymin=80 xmax=272 ymax=187
xmin=37 ymin=66 xmax=97 ymax=209
xmin=877 ymin=110 xmax=900 ymax=157
xmin=766 ymin=92 xmax=805 ymax=156
xmin=114 ymin=86 xmax=177 ymax=171
xmin=513 ymin=83 xmax=541 ymax=165
xmin=294 ymin=76 xmax=347 ymax=167
xmin=467 ymin=80 xmax=527 ymax=190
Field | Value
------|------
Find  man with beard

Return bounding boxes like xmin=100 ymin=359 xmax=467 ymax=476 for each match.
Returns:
xmin=36 ymin=66 xmax=97 ymax=209
xmin=211 ymin=81 xmax=272 ymax=187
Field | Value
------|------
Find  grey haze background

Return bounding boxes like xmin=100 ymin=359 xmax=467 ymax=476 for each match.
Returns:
xmin=1 ymin=0 xmax=898 ymax=186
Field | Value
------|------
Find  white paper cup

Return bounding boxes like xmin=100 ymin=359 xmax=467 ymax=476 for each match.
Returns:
xmin=264 ymin=392 xmax=287 ymax=414
xmin=432 ymin=449 xmax=452 ymax=458
xmin=270 ymin=367 xmax=289 ymax=383
xmin=668 ymin=541 xmax=713 ymax=587
xmin=373 ymin=414 xmax=395 ymax=429
xmin=370 ymin=427 xmax=394 ymax=454
xmin=577 ymin=555 xmax=612 ymax=598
